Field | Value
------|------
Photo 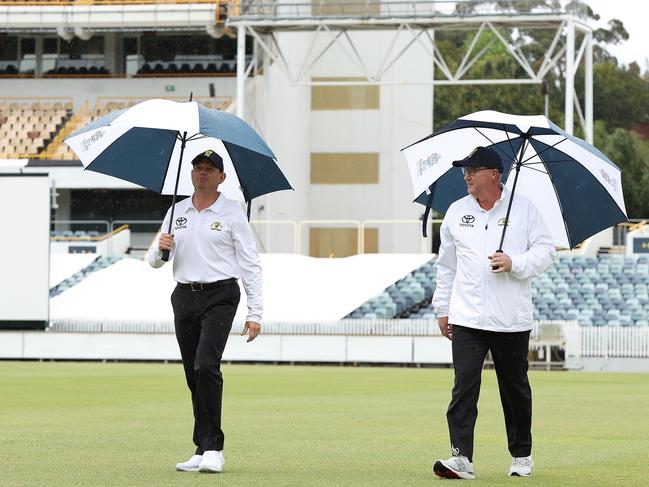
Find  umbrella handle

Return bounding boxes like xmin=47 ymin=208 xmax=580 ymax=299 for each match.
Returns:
xmin=422 ymin=186 xmax=435 ymax=238
xmin=491 ymin=249 xmax=503 ymax=271
xmin=162 ymin=249 xmax=170 ymax=262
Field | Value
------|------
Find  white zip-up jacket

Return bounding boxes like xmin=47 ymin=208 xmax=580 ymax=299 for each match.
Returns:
xmin=432 ymin=186 xmax=556 ymax=332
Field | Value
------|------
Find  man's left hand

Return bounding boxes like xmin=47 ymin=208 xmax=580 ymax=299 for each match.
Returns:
xmin=241 ymin=321 xmax=261 ymax=342
xmin=488 ymin=252 xmax=512 ymax=273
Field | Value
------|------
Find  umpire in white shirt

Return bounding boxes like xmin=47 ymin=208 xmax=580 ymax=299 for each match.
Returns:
xmin=431 ymin=146 xmax=555 ymax=480
xmin=148 ymin=149 xmax=262 ymax=474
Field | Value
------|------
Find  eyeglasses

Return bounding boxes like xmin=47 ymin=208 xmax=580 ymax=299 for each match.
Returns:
xmin=461 ymin=167 xmax=491 ymax=177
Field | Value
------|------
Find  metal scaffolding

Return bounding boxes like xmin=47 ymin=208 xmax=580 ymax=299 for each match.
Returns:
xmin=227 ymin=0 xmax=594 ymax=141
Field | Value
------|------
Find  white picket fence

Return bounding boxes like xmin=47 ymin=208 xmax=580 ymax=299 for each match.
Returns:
xmin=567 ymin=323 xmax=649 ymax=358
xmin=46 ymin=319 xmax=649 ymax=361
xmin=48 ymin=318 xmax=439 ymax=336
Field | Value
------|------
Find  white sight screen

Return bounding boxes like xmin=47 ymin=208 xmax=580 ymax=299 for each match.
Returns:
xmin=0 ymin=174 xmax=50 ymax=328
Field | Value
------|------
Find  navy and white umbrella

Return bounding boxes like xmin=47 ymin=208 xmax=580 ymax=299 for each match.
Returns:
xmin=401 ymin=110 xmax=628 ymax=249
xmin=65 ymin=98 xmax=292 ymax=207
xmin=65 ymin=98 xmax=292 ymax=259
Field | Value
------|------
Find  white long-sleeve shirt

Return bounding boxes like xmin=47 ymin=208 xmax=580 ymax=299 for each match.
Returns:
xmin=432 ymin=186 xmax=555 ymax=332
xmin=148 ymin=194 xmax=263 ymax=324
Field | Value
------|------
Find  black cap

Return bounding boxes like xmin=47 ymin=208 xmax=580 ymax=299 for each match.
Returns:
xmin=191 ymin=149 xmax=224 ymax=171
xmin=452 ymin=146 xmax=503 ymax=173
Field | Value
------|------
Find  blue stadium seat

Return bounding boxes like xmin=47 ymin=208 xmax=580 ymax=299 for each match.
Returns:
xmin=345 ymin=255 xmax=649 ymax=323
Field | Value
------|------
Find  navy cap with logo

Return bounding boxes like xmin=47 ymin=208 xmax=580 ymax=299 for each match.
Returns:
xmin=191 ymin=149 xmax=224 ymax=172
xmin=452 ymin=146 xmax=503 ymax=173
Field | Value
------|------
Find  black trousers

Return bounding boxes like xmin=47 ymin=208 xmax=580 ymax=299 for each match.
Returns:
xmin=446 ymin=325 xmax=532 ymax=462
xmin=171 ymin=281 xmax=240 ymax=454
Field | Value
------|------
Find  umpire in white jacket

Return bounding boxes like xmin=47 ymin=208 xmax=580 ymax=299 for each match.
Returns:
xmin=431 ymin=146 xmax=555 ymax=480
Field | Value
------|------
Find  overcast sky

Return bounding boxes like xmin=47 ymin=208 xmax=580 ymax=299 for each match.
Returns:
xmin=585 ymin=0 xmax=649 ymax=70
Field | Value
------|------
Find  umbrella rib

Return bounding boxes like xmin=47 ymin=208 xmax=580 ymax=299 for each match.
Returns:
xmin=403 ymin=119 xmax=516 ymax=150
xmin=520 ymin=137 xmax=567 ymax=165
xmin=524 ymin=159 xmax=574 ymax=165
xmin=518 ymin=164 xmax=548 ymax=175
xmin=472 ymin=126 xmax=516 ymax=162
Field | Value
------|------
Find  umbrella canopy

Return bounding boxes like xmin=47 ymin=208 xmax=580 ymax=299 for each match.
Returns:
xmin=64 ymin=98 xmax=292 ymax=203
xmin=401 ymin=110 xmax=628 ymax=249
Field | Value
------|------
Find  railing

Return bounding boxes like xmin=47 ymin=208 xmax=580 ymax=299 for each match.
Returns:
xmin=51 ymin=218 xmax=649 ymax=256
xmin=94 ymin=95 xmax=232 ymax=110
xmin=296 ymin=219 xmax=362 ymax=255
xmin=52 ymin=219 xmax=110 ymax=234
xmin=564 ymin=322 xmax=649 ymax=361
xmin=51 ymin=224 xmax=128 ymax=242
xmin=614 ymin=219 xmax=648 ymax=247
xmin=101 ymin=218 xmax=438 ymax=254
xmin=228 ymin=0 xmax=586 ymax=21
xmin=250 ymin=219 xmax=299 ymax=253
xmin=51 ymin=220 xmax=131 ymax=255
xmin=49 ymin=318 xmax=440 ymax=335
xmin=110 ymin=219 xmax=160 ymax=250
xmin=361 ymin=219 xmax=435 ymax=254
xmin=0 ymin=96 xmax=74 ymax=107
xmin=0 ymin=0 xmax=221 ymax=5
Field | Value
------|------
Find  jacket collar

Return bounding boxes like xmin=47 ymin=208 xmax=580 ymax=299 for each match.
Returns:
xmin=183 ymin=193 xmax=225 ymax=214
xmin=470 ymin=184 xmax=510 ymax=211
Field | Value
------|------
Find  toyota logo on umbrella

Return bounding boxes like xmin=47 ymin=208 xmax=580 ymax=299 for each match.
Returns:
xmin=462 ymin=215 xmax=475 ymax=224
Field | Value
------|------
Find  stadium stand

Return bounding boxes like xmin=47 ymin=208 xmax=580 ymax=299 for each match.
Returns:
xmin=345 ymin=259 xmax=436 ymax=320
xmin=346 ymin=254 xmax=649 ymax=327
xmin=48 ymin=254 xmax=434 ymax=329
xmin=50 ymin=254 xmax=122 ymax=298
xmin=0 ymin=95 xmax=231 ymax=160
xmin=0 ymin=98 xmax=72 ymax=158
xmin=45 ymin=66 xmax=110 ymax=77
xmin=135 ymin=59 xmax=236 ymax=76
xmin=46 ymin=249 xmax=649 ymax=329
xmin=49 ymin=252 xmax=99 ymax=288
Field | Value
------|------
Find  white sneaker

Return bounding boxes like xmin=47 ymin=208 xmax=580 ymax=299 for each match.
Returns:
xmin=433 ymin=455 xmax=475 ymax=480
xmin=509 ymin=456 xmax=533 ymax=476
xmin=198 ymin=450 xmax=224 ymax=473
xmin=175 ymin=454 xmax=202 ymax=472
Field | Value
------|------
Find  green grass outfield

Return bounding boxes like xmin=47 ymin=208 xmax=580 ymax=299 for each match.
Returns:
xmin=1 ymin=362 xmax=647 ymax=487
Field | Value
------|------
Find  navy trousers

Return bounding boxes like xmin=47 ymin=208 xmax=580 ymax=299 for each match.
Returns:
xmin=171 ymin=280 xmax=240 ymax=454
xmin=446 ymin=325 xmax=532 ymax=462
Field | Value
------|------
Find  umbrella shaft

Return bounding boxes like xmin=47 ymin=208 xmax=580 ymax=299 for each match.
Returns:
xmin=163 ymin=132 xmax=188 ymax=262
xmin=497 ymin=136 xmax=528 ymax=251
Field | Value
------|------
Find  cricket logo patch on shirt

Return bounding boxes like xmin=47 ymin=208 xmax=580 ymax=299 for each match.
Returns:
xmin=460 ymin=214 xmax=475 ymax=227
xmin=210 ymin=221 xmax=223 ymax=231
xmin=175 ymin=217 xmax=187 ymax=230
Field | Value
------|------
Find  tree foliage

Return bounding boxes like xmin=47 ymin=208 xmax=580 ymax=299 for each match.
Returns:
xmin=595 ymin=123 xmax=649 ymax=218
xmin=432 ymin=0 xmax=649 ymax=216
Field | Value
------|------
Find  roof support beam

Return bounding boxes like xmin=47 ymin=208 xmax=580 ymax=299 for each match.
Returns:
xmin=231 ymin=7 xmax=593 ymax=138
